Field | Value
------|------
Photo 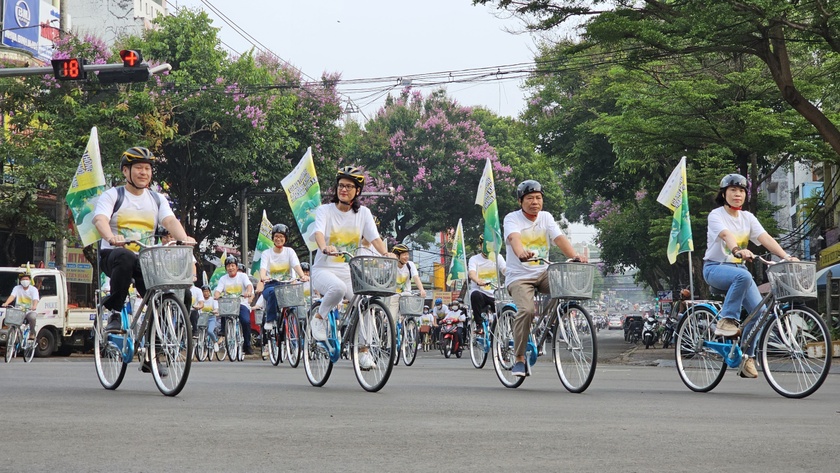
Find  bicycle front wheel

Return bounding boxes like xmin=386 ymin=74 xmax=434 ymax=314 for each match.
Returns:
xmin=553 ymin=303 xmax=597 ymax=393
xmin=402 ymin=317 xmax=419 ymax=366
xmin=269 ymin=322 xmax=281 ymax=366
xmin=491 ymin=308 xmax=524 ymax=388
xmin=225 ymin=320 xmax=238 ymax=363
xmin=469 ymin=319 xmax=489 ymax=369
xmin=5 ymin=326 xmax=20 ymax=363
xmin=285 ymin=312 xmax=302 ymax=368
xmin=149 ymin=294 xmax=192 ymax=397
xmin=303 ymin=302 xmax=333 ymax=387
xmin=759 ymin=306 xmax=832 ymax=399
xmin=675 ymin=307 xmax=726 ymax=392
xmin=93 ymin=312 xmax=127 ymax=389
xmin=351 ymin=299 xmax=395 ymax=392
xmin=195 ymin=328 xmax=207 ymax=362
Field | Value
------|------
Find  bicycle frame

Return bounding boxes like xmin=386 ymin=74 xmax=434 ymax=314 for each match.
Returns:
xmin=700 ymin=290 xmax=778 ymax=369
xmin=319 ymin=294 xmax=380 ymax=364
xmin=504 ymin=297 xmax=583 ymax=366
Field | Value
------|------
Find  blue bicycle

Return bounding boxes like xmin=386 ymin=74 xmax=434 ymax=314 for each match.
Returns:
xmin=394 ymin=292 xmax=422 ymax=366
xmin=93 ymin=242 xmax=194 ymax=396
xmin=467 ymin=286 xmax=505 ymax=369
xmin=3 ymin=307 xmax=35 ymax=363
xmin=675 ymin=258 xmax=831 ymax=398
xmin=303 ymin=254 xmax=396 ymax=392
xmin=491 ymin=261 xmax=598 ymax=392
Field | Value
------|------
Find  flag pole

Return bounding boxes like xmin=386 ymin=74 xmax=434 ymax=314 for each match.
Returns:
xmin=688 ymin=251 xmax=695 ymax=305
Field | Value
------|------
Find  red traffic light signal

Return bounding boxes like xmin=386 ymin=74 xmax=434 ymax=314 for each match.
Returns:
xmin=119 ymin=50 xmax=143 ymax=67
xmin=51 ymin=58 xmax=87 ymax=80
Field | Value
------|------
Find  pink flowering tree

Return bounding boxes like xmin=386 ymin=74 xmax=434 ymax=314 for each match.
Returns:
xmin=346 ymin=88 xmax=511 ymax=242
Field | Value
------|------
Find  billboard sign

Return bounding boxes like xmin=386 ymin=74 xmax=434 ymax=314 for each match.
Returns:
xmin=2 ymin=0 xmax=58 ymax=62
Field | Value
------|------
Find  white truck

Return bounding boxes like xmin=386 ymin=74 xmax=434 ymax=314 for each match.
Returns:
xmin=0 ymin=267 xmax=96 ymax=357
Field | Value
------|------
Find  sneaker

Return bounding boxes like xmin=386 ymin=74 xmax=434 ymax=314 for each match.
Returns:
xmin=104 ymin=312 xmax=124 ymax=334
xmin=244 ymin=347 xmax=254 ymax=356
xmin=358 ymin=351 xmax=376 ymax=370
xmin=213 ymin=342 xmax=219 ymax=352
xmin=262 ymin=345 xmax=268 ymax=357
xmin=511 ymin=361 xmax=527 ymax=377
xmin=739 ymin=357 xmax=758 ymax=379
xmin=141 ymin=360 xmax=169 ymax=377
xmin=714 ymin=318 xmax=741 ymax=337
xmin=310 ymin=316 xmax=328 ymax=341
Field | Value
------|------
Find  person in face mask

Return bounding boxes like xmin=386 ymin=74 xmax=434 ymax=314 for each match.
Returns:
xmin=3 ymin=273 xmax=40 ymax=342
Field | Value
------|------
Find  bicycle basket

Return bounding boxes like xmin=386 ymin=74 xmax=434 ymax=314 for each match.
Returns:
xmin=349 ymin=256 xmax=397 ymax=296
xmin=196 ymin=313 xmax=210 ymax=329
xmin=766 ymin=261 xmax=817 ymax=300
xmin=547 ymin=262 xmax=594 ymax=300
xmin=218 ymin=297 xmax=241 ymax=317
xmin=398 ymin=295 xmax=424 ymax=316
xmin=494 ymin=287 xmax=512 ymax=314
xmin=274 ymin=282 xmax=305 ymax=308
xmin=3 ymin=307 xmax=25 ymax=326
xmin=138 ymin=246 xmax=194 ymax=290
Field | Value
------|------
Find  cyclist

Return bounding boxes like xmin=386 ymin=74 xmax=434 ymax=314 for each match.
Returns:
xmin=93 ymin=147 xmax=196 ymax=373
xmin=389 ymin=243 xmax=427 ymax=316
xmin=200 ymin=285 xmax=220 ymax=352
xmin=468 ymin=235 xmax=506 ymax=335
xmin=309 ymin=165 xmax=393 ymax=370
xmin=2 ymin=273 xmax=39 ymax=343
xmin=259 ymin=223 xmax=309 ymax=345
xmin=702 ymin=173 xmax=797 ymax=379
xmin=503 ymin=180 xmax=587 ymax=377
xmin=213 ymin=256 xmax=255 ymax=355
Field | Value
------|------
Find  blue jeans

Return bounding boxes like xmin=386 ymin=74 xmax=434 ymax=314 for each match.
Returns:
xmin=703 ymin=262 xmax=762 ymax=355
xmin=263 ymin=280 xmax=280 ymax=324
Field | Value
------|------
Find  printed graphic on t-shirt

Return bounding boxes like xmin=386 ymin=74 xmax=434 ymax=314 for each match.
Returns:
xmin=117 ymin=209 xmax=156 ymax=252
xmin=328 ymin=226 xmax=361 ymax=263
xmin=268 ymin=261 xmax=292 ymax=280
xmin=477 ymin=266 xmax=498 ymax=285
xmin=520 ymin=227 xmax=549 ymax=265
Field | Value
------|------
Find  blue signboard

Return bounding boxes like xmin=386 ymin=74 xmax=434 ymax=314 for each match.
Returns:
xmin=2 ymin=0 xmax=41 ymax=57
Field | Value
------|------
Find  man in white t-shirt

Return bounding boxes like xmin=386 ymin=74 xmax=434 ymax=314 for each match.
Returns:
xmin=503 ymin=180 xmax=587 ymax=378
xmin=214 ymin=255 xmax=255 ymax=355
xmin=468 ymin=235 xmax=506 ymax=333
xmin=93 ymin=147 xmax=195 ymax=342
xmin=3 ymin=273 xmax=39 ymax=341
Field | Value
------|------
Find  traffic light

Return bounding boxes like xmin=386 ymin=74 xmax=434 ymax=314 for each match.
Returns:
xmin=97 ymin=50 xmax=149 ymax=84
xmin=51 ymin=58 xmax=87 ymax=81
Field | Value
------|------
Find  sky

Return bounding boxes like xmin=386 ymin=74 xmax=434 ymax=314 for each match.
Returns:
xmin=171 ymin=0 xmax=596 ymax=243
xmin=172 ymin=0 xmax=539 ymax=119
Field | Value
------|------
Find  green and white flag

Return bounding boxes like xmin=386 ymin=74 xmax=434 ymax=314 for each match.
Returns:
xmin=446 ymin=219 xmax=468 ymax=286
xmin=656 ymin=156 xmax=694 ymax=264
xmin=281 ymin=147 xmax=321 ymax=252
xmin=65 ymin=127 xmax=106 ymax=247
xmin=475 ymin=158 xmax=503 ymax=260
xmin=209 ymin=250 xmax=227 ymax=290
xmin=251 ymin=210 xmax=273 ymax=279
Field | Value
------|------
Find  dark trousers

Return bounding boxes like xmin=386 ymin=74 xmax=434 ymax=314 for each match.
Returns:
xmin=470 ymin=291 xmax=494 ymax=324
xmin=100 ymin=248 xmax=145 ymax=312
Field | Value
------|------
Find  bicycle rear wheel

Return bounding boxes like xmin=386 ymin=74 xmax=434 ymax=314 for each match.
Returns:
xmin=402 ymin=317 xmax=419 ymax=366
xmin=675 ymin=307 xmax=726 ymax=392
xmin=553 ymin=303 xmax=597 ymax=393
xmin=759 ymin=306 xmax=832 ymax=399
xmin=303 ymin=302 xmax=333 ymax=386
xmin=149 ymin=294 xmax=192 ymax=397
xmin=469 ymin=319 xmax=489 ymax=369
xmin=491 ymin=308 xmax=524 ymax=388
xmin=351 ymin=299 xmax=395 ymax=392
xmin=23 ymin=332 xmax=35 ymax=362
xmin=285 ymin=312 xmax=303 ymax=368
xmin=5 ymin=326 xmax=19 ymax=363
xmin=93 ymin=310 xmax=127 ymax=389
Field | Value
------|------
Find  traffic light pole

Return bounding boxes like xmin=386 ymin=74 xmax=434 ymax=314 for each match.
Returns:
xmin=0 ymin=62 xmax=170 ymax=78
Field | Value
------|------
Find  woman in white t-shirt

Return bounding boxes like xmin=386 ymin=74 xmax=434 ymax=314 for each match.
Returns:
xmin=213 ymin=256 xmax=255 ymax=355
xmin=310 ymin=166 xmax=393 ymax=370
xmin=259 ymin=223 xmax=309 ymax=336
xmin=702 ymin=173 xmax=796 ymax=379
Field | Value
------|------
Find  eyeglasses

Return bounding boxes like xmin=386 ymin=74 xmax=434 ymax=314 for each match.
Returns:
xmin=337 ymin=184 xmax=356 ymax=190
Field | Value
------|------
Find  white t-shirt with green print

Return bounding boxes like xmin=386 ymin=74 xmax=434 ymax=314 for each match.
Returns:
xmin=703 ymin=207 xmax=766 ymax=263
xmin=94 ymin=186 xmax=174 ymax=253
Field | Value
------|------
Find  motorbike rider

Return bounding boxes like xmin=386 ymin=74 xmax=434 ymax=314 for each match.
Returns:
xmin=441 ymin=299 xmax=467 ymax=349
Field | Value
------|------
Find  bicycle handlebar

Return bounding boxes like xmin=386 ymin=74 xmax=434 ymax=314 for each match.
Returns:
xmin=119 ymin=239 xmax=195 ymax=249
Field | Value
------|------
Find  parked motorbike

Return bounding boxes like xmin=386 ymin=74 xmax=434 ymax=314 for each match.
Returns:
xmin=660 ymin=316 xmax=676 ymax=349
xmin=642 ymin=315 xmax=659 ymax=349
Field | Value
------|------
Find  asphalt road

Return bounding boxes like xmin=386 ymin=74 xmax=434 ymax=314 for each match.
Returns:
xmin=2 ymin=330 xmax=838 ymax=472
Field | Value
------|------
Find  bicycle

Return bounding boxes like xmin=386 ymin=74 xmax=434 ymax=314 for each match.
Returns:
xmin=467 ymin=286 xmax=505 ymax=369
xmin=3 ymin=307 xmax=36 ymax=363
xmin=491 ymin=260 xmax=598 ymax=392
xmin=93 ymin=241 xmax=194 ymax=396
xmin=675 ymin=258 xmax=832 ymax=399
xmin=394 ymin=292 xmax=422 ymax=366
xmin=267 ymin=280 xmax=306 ymax=367
xmin=303 ymin=252 xmax=397 ymax=392
xmin=194 ymin=312 xmax=214 ymax=362
xmin=218 ymin=296 xmax=244 ymax=362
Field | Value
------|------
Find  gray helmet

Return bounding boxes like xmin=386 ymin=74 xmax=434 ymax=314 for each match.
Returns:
xmin=516 ymin=180 xmax=544 ymax=201
xmin=719 ymin=174 xmax=747 ymax=190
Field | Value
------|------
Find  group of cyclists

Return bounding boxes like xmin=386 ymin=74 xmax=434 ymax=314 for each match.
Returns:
xmin=8 ymin=143 xmax=793 ymax=390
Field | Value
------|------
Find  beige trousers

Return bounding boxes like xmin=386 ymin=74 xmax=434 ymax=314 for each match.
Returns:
xmin=507 ymin=271 xmax=550 ymax=358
